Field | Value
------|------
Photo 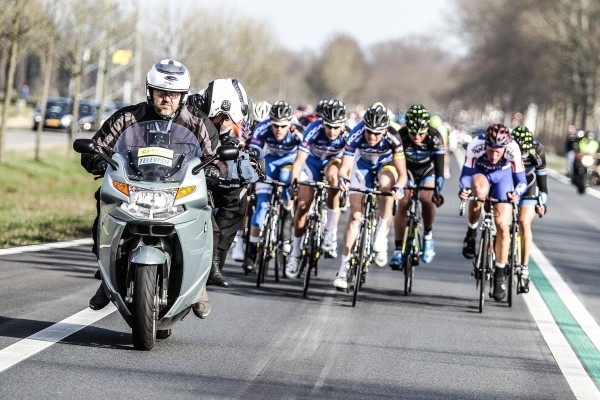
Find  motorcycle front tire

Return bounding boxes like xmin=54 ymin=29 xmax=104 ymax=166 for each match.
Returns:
xmin=132 ymin=265 xmax=159 ymax=350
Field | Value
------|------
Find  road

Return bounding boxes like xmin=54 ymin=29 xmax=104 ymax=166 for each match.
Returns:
xmin=2 ymin=128 xmax=92 ymax=151
xmin=0 ymin=147 xmax=599 ymax=399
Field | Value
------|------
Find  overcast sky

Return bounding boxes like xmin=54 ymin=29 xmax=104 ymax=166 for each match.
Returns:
xmin=147 ymin=0 xmax=464 ymax=54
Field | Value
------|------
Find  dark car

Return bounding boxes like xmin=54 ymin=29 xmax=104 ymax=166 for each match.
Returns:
xmin=33 ymin=97 xmax=99 ymax=131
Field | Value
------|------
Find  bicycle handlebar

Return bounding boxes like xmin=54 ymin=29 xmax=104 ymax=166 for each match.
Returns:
xmin=459 ymin=196 xmax=516 ymax=217
xmin=347 ymin=186 xmax=394 ymax=197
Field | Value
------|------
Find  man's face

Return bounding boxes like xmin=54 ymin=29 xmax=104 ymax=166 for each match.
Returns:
xmin=324 ymin=122 xmax=345 ymax=140
xmin=271 ymin=120 xmax=291 ymax=141
xmin=152 ymin=89 xmax=182 ymax=118
xmin=485 ymin=146 xmax=506 ymax=164
xmin=408 ymin=129 xmax=428 ymax=145
xmin=364 ymin=128 xmax=386 ymax=146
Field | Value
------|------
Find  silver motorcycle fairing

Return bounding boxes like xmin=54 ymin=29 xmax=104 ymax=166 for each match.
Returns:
xmin=96 ymin=121 xmax=213 ymax=324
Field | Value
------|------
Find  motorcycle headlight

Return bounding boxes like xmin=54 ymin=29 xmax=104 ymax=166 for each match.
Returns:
xmin=581 ymin=155 xmax=594 ymax=167
xmin=120 ymin=187 xmax=185 ymax=219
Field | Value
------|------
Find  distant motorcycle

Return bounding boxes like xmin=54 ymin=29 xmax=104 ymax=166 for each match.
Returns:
xmin=572 ymin=151 xmax=600 ymax=194
xmin=74 ymin=120 xmax=237 ymax=350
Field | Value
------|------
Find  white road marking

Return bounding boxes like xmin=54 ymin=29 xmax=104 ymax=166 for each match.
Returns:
xmin=0 ymin=305 xmax=116 ymax=373
xmin=0 ymin=238 xmax=93 ymax=256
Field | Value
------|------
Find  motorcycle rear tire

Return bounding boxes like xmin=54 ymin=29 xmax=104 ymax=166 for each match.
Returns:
xmin=132 ymin=265 xmax=159 ymax=350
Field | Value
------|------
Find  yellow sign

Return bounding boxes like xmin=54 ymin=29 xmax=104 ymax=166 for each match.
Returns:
xmin=112 ymin=49 xmax=132 ymax=65
xmin=138 ymin=147 xmax=174 ymax=159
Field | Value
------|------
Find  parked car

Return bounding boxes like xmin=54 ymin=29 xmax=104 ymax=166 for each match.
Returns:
xmin=32 ymin=97 xmax=99 ymax=131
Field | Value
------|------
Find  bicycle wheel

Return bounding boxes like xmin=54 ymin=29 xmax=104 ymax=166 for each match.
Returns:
xmin=476 ymin=232 xmax=489 ymax=313
xmin=302 ymin=217 xmax=318 ymax=298
xmin=507 ymin=227 xmax=518 ymax=307
xmin=403 ymin=222 xmax=415 ymax=296
xmin=352 ymin=225 xmax=369 ymax=307
xmin=273 ymin=213 xmax=283 ymax=282
xmin=256 ymin=212 xmax=273 ymax=288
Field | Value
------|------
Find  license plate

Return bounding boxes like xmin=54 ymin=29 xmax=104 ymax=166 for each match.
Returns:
xmin=46 ymin=119 xmax=60 ymax=127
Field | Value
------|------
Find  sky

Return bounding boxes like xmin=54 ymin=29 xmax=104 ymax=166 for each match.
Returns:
xmin=165 ymin=0 xmax=464 ymax=54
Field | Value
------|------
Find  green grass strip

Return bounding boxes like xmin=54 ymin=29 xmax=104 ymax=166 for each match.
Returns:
xmin=529 ymin=259 xmax=600 ymax=388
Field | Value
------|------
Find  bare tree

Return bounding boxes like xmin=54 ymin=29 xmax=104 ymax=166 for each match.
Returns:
xmin=305 ymin=35 xmax=366 ymax=101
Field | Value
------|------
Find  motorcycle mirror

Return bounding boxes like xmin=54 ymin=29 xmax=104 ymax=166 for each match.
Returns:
xmin=217 ymin=145 xmax=239 ymax=161
xmin=73 ymin=138 xmax=95 ymax=154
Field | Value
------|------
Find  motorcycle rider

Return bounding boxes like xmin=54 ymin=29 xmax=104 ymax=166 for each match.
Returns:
xmin=285 ymin=100 xmax=348 ymax=278
xmin=82 ymin=59 xmax=219 ymax=318
xmin=511 ymin=126 xmax=548 ymax=293
xmin=189 ymin=78 xmax=258 ymax=282
xmin=459 ymin=123 xmax=527 ymax=301
xmin=389 ymin=104 xmax=445 ymax=269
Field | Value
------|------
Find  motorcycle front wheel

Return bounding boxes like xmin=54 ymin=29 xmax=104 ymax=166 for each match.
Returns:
xmin=132 ymin=265 xmax=159 ymax=350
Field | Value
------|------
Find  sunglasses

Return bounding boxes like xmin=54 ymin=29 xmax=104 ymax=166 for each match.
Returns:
xmin=272 ymin=123 xmax=290 ymax=129
xmin=409 ymin=129 xmax=428 ymax=136
xmin=324 ymin=123 xmax=343 ymax=130
xmin=365 ymin=128 xmax=385 ymax=135
xmin=154 ymin=90 xmax=181 ymax=100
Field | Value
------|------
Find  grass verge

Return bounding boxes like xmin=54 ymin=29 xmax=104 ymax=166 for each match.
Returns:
xmin=0 ymin=149 xmax=98 ymax=248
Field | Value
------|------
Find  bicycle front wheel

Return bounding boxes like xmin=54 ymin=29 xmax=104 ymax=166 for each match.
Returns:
xmin=476 ymin=232 xmax=489 ymax=313
xmin=352 ymin=226 xmax=369 ymax=307
xmin=256 ymin=213 xmax=273 ymax=288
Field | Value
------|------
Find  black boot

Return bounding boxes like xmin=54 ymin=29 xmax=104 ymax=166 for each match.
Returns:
xmin=89 ymin=283 xmax=110 ymax=310
xmin=207 ymin=255 xmax=230 ymax=288
xmin=493 ymin=266 xmax=507 ymax=301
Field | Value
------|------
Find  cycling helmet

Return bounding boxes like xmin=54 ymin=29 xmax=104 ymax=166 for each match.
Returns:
xmin=321 ymin=100 xmax=347 ymax=124
xmin=511 ymin=126 xmax=534 ymax=153
xmin=363 ymin=102 xmax=389 ymax=133
xmin=485 ymin=123 xmax=511 ymax=148
xmin=252 ymin=101 xmax=272 ymax=123
xmin=146 ymin=59 xmax=191 ymax=107
xmin=199 ymin=78 xmax=250 ymax=123
xmin=315 ymin=99 xmax=328 ymax=118
xmin=269 ymin=100 xmax=293 ymax=122
xmin=405 ymin=104 xmax=430 ymax=135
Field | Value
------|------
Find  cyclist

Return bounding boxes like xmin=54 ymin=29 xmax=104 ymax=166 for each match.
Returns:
xmin=459 ymin=123 xmax=527 ymax=301
xmin=511 ymin=126 xmax=548 ymax=292
xmin=230 ymin=100 xmax=272 ymax=262
xmin=389 ymin=104 xmax=445 ymax=269
xmin=244 ymin=101 xmax=301 ymax=270
xmin=333 ymin=102 xmax=407 ymax=291
xmin=285 ymin=100 xmax=348 ymax=277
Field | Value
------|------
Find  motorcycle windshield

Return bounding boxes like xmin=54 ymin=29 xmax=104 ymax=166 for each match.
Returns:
xmin=113 ymin=120 xmax=202 ymax=182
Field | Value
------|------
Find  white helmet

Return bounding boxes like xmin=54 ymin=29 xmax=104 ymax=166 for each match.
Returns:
xmin=252 ymin=101 xmax=272 ymax=123
xmin=199 ymin=78 xmax=250 ymax=124
xmin=146 ymin=59 xmax=191 ymax=106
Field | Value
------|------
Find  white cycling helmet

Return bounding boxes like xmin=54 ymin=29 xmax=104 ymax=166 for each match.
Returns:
xmin=252 ymin=101 xmax=272 ymax=123
xmin=199 ymin=78 xmax=250 ymax=124
xmin=146 ymin=59 xmax=191 ymax=107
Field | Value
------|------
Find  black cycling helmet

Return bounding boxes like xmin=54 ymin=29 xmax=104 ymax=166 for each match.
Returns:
xmin=315 ymin=99 xmax=327 ymax=118
xmin=405 ymin=104 xmax=430 ymax=135
xmin=363 ymin=102 xmax=389 ymax=133
xmin=321 ymin=100 xmax=347 ymax=124
xmin=511 ymin=126 xmax=534 ymax=153
xmin=269 ymin=100 xmax=293 ymax=122
xmin=485 ymin=123 xmax=511 ymax=148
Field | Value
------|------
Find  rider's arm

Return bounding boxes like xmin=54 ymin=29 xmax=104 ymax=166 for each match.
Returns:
xmin=291 ymin=150 xmax=309 ymax=185
xmin=534 ymin=142 xmax=548 ymax=202
xmin=458 ymin=138 xmax=481 ymax=191
xmin=430 ymin=128 xmax=446 ymax=192
xmin=508 ymin=141 xmax=527 ymax=196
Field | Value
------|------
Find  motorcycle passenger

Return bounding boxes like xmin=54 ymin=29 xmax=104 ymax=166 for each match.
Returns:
xmin=81 ymin=59 xmax=219 ymax=315
xmin=285 ymin=100 xmax=348 ymax=278
xmin=244 ymin=101 xmax=300 ymax=270
xmin=333 ymin=102 xmax=407 ymax=291
xmin=190 ymin=78 xmax=258 ymax=286
xmin=459 ymin=123 xmax=527 ymax=301
xmin=389 ymin=104 xmax=445 ymax=269
xmin=564 ymin=124 xmax=578 ymax=178
xmin=511 ymin=126 xmax=548 ymax=292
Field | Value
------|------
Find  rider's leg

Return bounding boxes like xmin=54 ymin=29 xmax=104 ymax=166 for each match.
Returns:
xmin=462 ymin=174 xmax=487 ymax=258
xmin=419 ymin=181 xmax=437 ymax=263
xmin=333 ymin=193 xmax=363 ymax=289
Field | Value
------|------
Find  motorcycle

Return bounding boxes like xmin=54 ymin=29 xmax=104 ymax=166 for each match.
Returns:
xmin=572 ymin=151 xmax=600 ymax=194
xmin=73 ymin=120 xmax=238 ymax=350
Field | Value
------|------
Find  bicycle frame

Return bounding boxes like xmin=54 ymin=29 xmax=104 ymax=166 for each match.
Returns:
xmin=346 ymin=186 xmax=392 ymax=307
xmin=297 ymin=180 xmax=335 ymax=298
xmin=255 ymin=179 xmax=288 ymax=288
xmin=401 ymin=186 xmax=435 ymax=296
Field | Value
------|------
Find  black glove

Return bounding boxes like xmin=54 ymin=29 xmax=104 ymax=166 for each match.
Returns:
xmin=91 ymin=161 xmax=107 ymax=176
xmin=205 ymin=165 xmax=220 ymax=180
